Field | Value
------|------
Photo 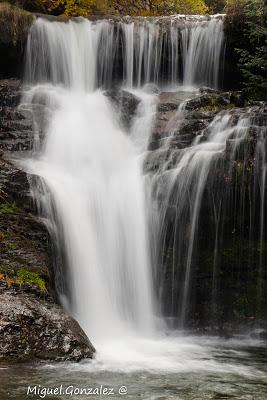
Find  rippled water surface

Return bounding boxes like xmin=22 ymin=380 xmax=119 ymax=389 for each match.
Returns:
xmin=2 ymin=336 xmax=266 ymax=400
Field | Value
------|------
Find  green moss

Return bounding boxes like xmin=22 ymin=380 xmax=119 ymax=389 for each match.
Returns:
xmin=220 ymin=240 xmax=267 ymax=266
xmin=226 ymin=103 xmax=236 ymax=109
xmin=6 ymin=242 xmax=17 ymax=250
xmin=16 ymin=268 xmax=47 ymax=293
xmin=0 ymin=202 xmax=19 ymax=214
xmin=199 ymin=239 xmax=267 ymax=319
xmin=199 ymin=100 xmax=234 ymax=113
xmin=233 ymin=295 xmax=250 ymax=318
xmin=0 ymin=264 xmax=13 ymax=274
xmin=0 ymin=267 xmax=47 ymax=293
xmin=199 ymin=105 xmax=221 ymax=112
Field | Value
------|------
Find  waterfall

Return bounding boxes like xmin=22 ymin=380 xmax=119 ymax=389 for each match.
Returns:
xmin=19 ymin=13 xmax=266 ymax=365
xmin=151 ymin=111 xmax=251 ymax=325
xmin=22 ymin=18 xmax=158 ymax=340
xmin=26 ymin=15 xmax=224 ymax=90
xmin=22 ymin=17 xmax=225 ymax=337
xmin=120 ymin=16 xmax=224 ymax=88
xmin=181 ymin=18 xmax=224 ymax=87
xmin=148 ymin=104 xmax=267 ymax=327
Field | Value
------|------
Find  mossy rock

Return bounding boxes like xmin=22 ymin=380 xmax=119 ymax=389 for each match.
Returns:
xmin=185 ymin=93 xmax=231 ymax=112
xmin=198 ymin=239 xmax=267 ymax=322
xmin=16 ymin=267 xmax=47 ymax=292
xmin=0 ymin=267 xmax=47 ymax=293
xmin=0 ymin=202 xmax=19 ymax=214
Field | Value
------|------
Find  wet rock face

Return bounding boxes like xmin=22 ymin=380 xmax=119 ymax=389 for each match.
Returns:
xmin=0 ymin=158 xmax=96 ymax=361
xmin=0 ymin=158 xmax=49 ymax=278
xmin=148 ymin=98 xmax=267 ymax=332
xmin=0 ymin=290 xmax=95 ymax=361
xmin=0 ymin=79 xmax=48 ymax=286
xmin=0 ymin=79 xmax=33 ymax=152
xmin=147 ymin=89 xmax=254 ymax=156
xmin=147 ymin=90 xmax=221 ymax=157
xmin=104 ymin=89 xmax=140 ymax=130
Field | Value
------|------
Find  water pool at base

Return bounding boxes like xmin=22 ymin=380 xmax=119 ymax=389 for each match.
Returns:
xmin=1 ymin=336 xmax=266 ymax=400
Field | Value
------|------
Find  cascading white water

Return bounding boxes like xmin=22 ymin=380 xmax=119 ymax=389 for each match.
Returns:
xmin=120 ymin=16 xmax=224 ymax=88
xmin=22 ymin=18 xmax=156 ymax=341
xmin=151 ymin=109 xmax=262 ymax=326
xmin=20 ymin=15 xmax=261 ymax=372
xmin=22 ymin=16 xmax=225 ymax=340
xmin=181 ymin=18 xmax=224 ymax=87
xmin=26 ymin=15 xmax=224 ymax=90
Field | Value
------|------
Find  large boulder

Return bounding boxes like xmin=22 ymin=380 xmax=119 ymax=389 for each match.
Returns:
xmin=0 ymin=290 xmax=95 ymax=362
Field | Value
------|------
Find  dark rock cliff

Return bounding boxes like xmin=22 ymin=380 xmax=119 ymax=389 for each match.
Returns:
xmin=0 ymin=78 xmax=95 ymax=361
xmin=146 ymin=89 xmax=267 ymax=334
xmin=0 ymin=4 xmax=33 ymax=78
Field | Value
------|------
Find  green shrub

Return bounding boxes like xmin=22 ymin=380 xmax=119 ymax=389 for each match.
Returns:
xmin=226 ymin=0 xmax=267 ymax=100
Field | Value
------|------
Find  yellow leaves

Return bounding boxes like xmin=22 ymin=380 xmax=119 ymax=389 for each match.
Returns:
xmin=0 ymin=272 xmax=15 ymax=288
xmin=3 ymin=0 xmax=210 ymax=16
xmin=173 ymin=0 xmax=209 ymax=14
xmin=131 ymin=0 xmax=209 ymax=15
xmin=39 ymin=0 xmax=209 ymax=16
xmin=47 ymin=0 xmax=99 ymax=16
xmin=0 ymin=232 xmax=5 ymax=241
xmin=225 ymin=0 xmax=247 ymax=17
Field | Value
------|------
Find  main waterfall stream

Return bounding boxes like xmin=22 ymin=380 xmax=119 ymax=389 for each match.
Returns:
xmin=6 ymin=15 xmax=266 ymax=400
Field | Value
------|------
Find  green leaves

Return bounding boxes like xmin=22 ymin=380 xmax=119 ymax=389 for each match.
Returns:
xmin=234 ymin=0 xmax=267 ymax=99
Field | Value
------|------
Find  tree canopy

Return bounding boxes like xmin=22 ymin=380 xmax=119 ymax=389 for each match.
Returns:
xmin=7 ymin=0 xmax=211 ymax=16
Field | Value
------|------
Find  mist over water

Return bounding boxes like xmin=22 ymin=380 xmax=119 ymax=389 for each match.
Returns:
xmin=18 ymin=15 xmax=267 ymax=385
